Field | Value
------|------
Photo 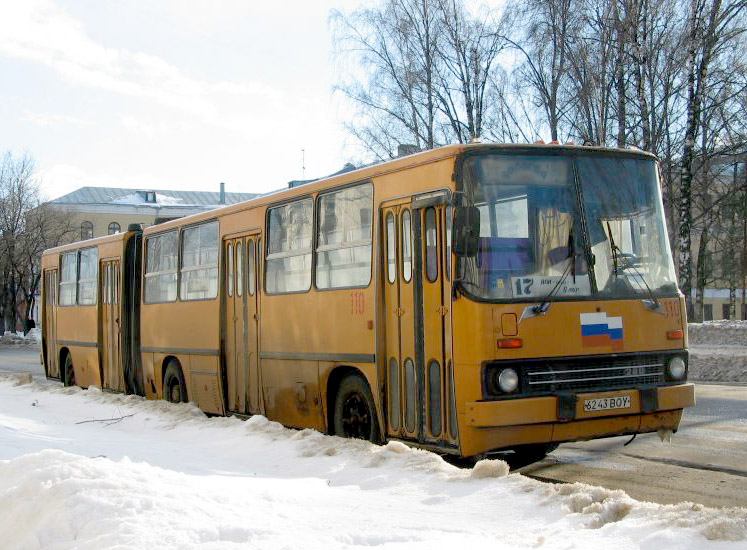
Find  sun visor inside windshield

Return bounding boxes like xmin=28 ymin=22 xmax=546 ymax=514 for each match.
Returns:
xmin=475 ymin=155 xmax=571 ymax=187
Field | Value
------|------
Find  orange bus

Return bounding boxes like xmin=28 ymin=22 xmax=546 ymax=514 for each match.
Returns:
xmin=42 ymin=144 xmax=695 ymax=462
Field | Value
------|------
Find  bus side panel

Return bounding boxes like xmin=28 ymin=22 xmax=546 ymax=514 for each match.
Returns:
xmin=57 ymin=305 xmax=101 ymax=387
xmin=140 ymin=300 xmax=222 ymax=413
xmin=261 ymin=358 xmax=324 ymax=431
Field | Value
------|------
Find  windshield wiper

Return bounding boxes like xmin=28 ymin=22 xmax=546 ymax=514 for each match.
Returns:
xmin=530 ymin=229 xmax=577 ymax=316
xmin=605 ymin=222 xmax=662 ymax=312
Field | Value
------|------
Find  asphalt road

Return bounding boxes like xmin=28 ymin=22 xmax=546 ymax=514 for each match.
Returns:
xmin=1 ymin=346 xmax=745 ymax=508
xmin=520 ymin=383 xmax=747 ymax=508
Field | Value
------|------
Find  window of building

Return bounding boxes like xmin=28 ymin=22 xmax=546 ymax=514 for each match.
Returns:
xmin=77 ymin=247 xmax=98 ymax=305
xmin=316 ymin=183 xmax=373 ymax=289
xmin=266 ymin=198 xmax=313 ymax=294
xmin=144 ymin=231 xmax=178 ymax=303
xmin=180 ymin=221 xmax=219 ymax=300
xmin=108 ymin=222 xmax=121 ymax=235
xmin=722 ymin=303 xmax=731 ymax=320
xmin=80 ymin=221 xmax=93 ymax=240
xmin=703 ymin=304 xmax=713 ymax=321
xmin=59 ymin=252 xmax=77 ymax=306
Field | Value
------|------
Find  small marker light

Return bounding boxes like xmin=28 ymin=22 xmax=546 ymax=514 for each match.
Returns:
xmin=667 ymin=329 xmax=684 ymax=340
xmin=497 ymin=338 xmax=523 ymax=349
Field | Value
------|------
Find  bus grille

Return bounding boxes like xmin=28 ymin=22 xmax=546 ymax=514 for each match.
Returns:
xmin=524 ymin=356 xmax=666 ymax=392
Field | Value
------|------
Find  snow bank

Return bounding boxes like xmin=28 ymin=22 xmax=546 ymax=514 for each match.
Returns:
xmin=0 ymin=329 xmax=41 ymax=347
xmin=0 ymin=376 xmax=744 ymax=549
xmin=688 ymin=322 xmax=747 ymax=383
xmin=689 ymin=321 xmax=747 ymax=346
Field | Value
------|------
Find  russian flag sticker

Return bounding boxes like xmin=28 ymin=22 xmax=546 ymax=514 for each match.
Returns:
xmin=580 ymin=312 xmax=624 ymax=351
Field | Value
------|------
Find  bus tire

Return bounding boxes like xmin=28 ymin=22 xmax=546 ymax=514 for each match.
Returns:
xmin=163 ymin=361 xmax=187 ymax=404
xmin=63 ymin=353 xmax=75 ymax=387
xmin=332 ymin=374 xmax=380 ymax=443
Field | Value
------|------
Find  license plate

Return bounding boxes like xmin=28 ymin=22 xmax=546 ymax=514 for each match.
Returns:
xmin=583 ymin=396 xmax=631 ymax=412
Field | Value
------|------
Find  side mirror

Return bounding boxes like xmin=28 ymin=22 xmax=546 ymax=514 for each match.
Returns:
xmin=452 ymin=205 xmax=480 ymax=257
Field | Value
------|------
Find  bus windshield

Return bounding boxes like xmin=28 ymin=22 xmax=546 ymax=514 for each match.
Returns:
xmin=458 ymin=152 xmax=678 ymax=301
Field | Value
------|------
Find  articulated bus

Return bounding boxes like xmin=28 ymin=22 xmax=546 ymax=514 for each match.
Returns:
xmin=41 ymin=144 xmax=695 ymax=462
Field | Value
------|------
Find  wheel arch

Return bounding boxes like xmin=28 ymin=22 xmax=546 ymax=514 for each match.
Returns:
xmin=325 ymin=365 xmax=382 ymax=441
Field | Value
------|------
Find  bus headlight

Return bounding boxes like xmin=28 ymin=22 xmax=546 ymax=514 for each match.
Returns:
xmin=497 ymin=368 xmax=519 ymax=393
xmin=667 ymin=357 xmax=686 ymax=380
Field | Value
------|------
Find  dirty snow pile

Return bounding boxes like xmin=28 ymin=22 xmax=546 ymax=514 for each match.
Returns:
xmin=0 ymin=374 xmax=745 ymax=549
xmin=0 ymin=329 xmax=40 ymax=346
xmin=688 ymin=321 xmax=747 ymax=383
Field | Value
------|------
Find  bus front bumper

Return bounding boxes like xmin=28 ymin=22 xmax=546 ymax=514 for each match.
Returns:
xmin=461 ymin=383 xmax=695 ymax=456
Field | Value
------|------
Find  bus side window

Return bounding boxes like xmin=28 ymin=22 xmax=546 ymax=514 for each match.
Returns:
xmin=181 ymin=221 xmax=219 ymax=301
xmin=236 ymin=242 xmax=243 ymax=297
xmin=425 ymin=207 xmax=438 ymax=282
xmin=247 ymin=240 xmax=256 ymax=296
xmin=144 ymin=231 xmax=178 ymax=303
xmin=315 ymin=183 xmax=373 ymax=289
xmin=266 ymin=198 xmax=313 ymax=294
xmin=59 ymin=252 xmax=77 ymax=306
xmin=386 ymin=213 xmax=396 ymax=284
xmin=77 ymin=247 xmax=98 ymax=305
xmin=227 ymin=243 xmax=233 ymax=297
xmin=402 ymin=210 xmax=412 ymax=283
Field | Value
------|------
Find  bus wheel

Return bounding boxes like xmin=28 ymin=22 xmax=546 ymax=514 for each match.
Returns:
xmin=163 ymin=361 xmax=187 ymax=404
xmin=333 ymin=374 xmax=380 ymax=443
xmin=63 ymin=354 xmax=75 ymax=387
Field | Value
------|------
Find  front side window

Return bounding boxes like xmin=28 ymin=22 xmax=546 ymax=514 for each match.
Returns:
xmin=144 ymin=231 xmax=178 ymax=303
xmin=316 ymin=183 xmax=373 ymax=289
xmin=77 ymin=247 xmax=98 ymax=305
xmin=266 ymin=198 xmax=313 ymax=294
xmin=180 ymin=221 xmax=219 ymax=300
xmin=59 ymin=252 xmax=77 ymax=306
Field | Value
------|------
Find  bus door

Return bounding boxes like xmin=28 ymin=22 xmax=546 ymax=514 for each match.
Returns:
xmin=224 ymin=234 xmax=261 ymax=414
xmin=100 ymin=260 xmax=124 ymax=391
xmin=411 ymin=199 xmax=458 ymax=447
xmin=43 ymin=269 xmax=59 ymax=379
xmin=382 ymin=201 xmax=417 ymax=440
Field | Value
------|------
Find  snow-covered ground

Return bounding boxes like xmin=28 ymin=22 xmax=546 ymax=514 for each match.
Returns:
xmin=0 ymin=372 xmax=745 ymax=549
xmin=688 ymin=322 xmax=747 ymax=383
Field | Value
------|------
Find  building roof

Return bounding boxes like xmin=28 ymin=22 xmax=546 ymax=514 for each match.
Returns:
xmin=50 ymin=186 xmax=257 ymax=207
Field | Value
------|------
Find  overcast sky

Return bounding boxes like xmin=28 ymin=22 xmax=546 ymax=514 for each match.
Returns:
xmin=0 ymin=0 xmax=369 ymax=200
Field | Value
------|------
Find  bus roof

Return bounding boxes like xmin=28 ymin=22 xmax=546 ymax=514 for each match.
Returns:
xmin=138 ymin=142 xmax=658 ymax=236
xmin=42 ymin=229 xmax=138 ymax=257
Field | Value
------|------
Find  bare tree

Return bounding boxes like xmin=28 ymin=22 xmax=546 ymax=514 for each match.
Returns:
xmin=509 ymin=0 xmax=578 ymax=142
xmin=678 ymin=0 xmax=746 ymax=315
xmin=0 ymin=151 xmax=74 ymax=332
xmin=331 ymin=0 xmax=442 ymax=159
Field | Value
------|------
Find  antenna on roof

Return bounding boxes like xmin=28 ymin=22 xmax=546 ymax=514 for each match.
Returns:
xmin=302 ymin=149 xmax=306 ymax=180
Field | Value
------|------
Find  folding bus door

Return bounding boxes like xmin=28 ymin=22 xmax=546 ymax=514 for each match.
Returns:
xmin=225 ymin=234 xmax=261 ymax=414
xmin=101 ymin=260 xmax=124 ymax=391
xmin=411 ymin=201 xmax=458 ymax=448
xmin=43 ymin=269 xmax=59 ymax=379
xmin=381 ymin=201 xmax=417 ymax=440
